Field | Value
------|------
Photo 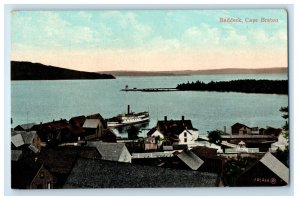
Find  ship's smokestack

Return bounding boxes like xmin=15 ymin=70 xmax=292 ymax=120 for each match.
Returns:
xmin=164 ymin=116 xmax=167 ymax=122
xmin=128 ymin=105 xmax=130 ymax=114
xmin=182 ymin=116 xmax=185 ymax=121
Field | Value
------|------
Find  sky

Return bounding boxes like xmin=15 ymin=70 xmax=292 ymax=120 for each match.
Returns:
xmin=11 ymin=10 xmax=288 ymax=72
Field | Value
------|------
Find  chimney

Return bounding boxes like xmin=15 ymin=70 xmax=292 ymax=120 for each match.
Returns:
xmin=182 ymin=116 xmax=185 ymax=121
xmin=128 ymin=105 xmax=130 ymax=114
xmin=164 ymin=116 xmax=167 ymax=122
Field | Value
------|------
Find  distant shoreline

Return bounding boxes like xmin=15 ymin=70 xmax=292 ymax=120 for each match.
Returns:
xmin=99 ymin=67 xmax=287 ymax=77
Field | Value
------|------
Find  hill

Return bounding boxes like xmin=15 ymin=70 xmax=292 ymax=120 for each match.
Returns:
xmin=11 ymin=61 xmax=115 ymax=80
xmin=100 ymin=68 xmax=287 ymax=76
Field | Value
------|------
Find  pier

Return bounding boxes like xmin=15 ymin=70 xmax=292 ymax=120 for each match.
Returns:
xmin=121 ymin=87 xmax=178 ymax=92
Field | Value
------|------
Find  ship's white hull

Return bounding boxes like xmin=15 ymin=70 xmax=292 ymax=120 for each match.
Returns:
xmin=107 ymin=117 xmax=150 ymax=128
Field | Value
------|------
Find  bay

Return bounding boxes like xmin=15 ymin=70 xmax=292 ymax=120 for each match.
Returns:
xmin=11 ymin=74 xmax=288 ymax=137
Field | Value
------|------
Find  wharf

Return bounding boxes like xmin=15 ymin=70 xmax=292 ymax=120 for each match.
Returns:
xmin=121 ymin=88 xmax=178 ymax=92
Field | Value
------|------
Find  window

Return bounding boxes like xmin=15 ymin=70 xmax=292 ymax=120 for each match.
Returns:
xmin=40 ymin=171 xmax=45 ymax=179
xmin=184 ymin=138 xmax=187 ymax=143
xmin=184 ymin=132 xmax=187 ymax=137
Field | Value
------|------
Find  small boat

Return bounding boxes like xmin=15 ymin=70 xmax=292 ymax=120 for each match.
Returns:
xmin=106 ymin=105 xmax=150 ymax=128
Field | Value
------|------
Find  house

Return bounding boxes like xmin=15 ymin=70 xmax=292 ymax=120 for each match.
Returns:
xmin=82 ymin=119 xmax=103 ymax=140
xmin=36 ymin=146 xmax=101 ymax=188
xmin=14 ymin=123 xmax=36 ymax=131
xmin=11 ymin=130 xmax=42 ymax=152
xmin=86 ymin=141 xmax=132 ymax=163
xmin=236 ymin=152 xmax=289 ymax=186
xmin=231 ymin=123 xmax=251 ymax=135
xmin=101 ymin=128 xmax=117 ymax=142
xmin=144 ymin=137 xmax=158 ymax=151
xmin=11 ymin=158 xmax=54 ymax=189
xmin=63 ymin=158 xmax=220 ymax=188
xmin=262 ymin=126 xmax=282 ymax=136
xmin=250 ymin=127 xmax=259 ymax=135
xmin=175 ymin=150 xmax=204 ymax=170
xmin=69 ymin=115 xmax=86 ymax=127
xmin=148 ymin=116 xmax=199 ymax=145
xmin=32 ymin=119 xmax=72 ymax=145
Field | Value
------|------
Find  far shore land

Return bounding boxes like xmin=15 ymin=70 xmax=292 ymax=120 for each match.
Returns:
xmin=99 ymin=67 xmax=287 ymax=77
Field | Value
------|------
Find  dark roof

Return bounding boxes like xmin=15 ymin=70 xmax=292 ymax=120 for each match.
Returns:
xmin=231 ymin=123 xmax=249 ymax=130
xmin=69 ymin=115 xmax=86 ymax=126
xmin=63 ymin=158 xmax=218 ymax=188
xmin=32 ymin=119 xmax=70 ymax=132
xmin=264 ymin=127 xmax=282 ymax=136
xmin=191 ymin=146 xmax=218 ymax=158
xmin=37 ymin=147 xmax=79 ymax=175
xmin=14 ymin=123 xmax=37 ymax=131
xmin=87 ymin=142 xmax=127 ymax=161
xmin=156 ymin=119 xmax=198 ymax=139
xmin=11 ymin=150 xmax=23 ymax=161
xmin=176 ymin=150 xmax=204 ymax=170
xmin=11 ymin=158 xmax=42 ymax=189
xmin=146 ymin=127 xmax=157 ymax=137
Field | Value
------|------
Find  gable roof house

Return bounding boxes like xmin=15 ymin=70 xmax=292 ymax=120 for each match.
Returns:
xmin=231 ymin=123 xmax=251 ymax=135
xmin=11 ymin=158 xmax=54 ymax=189
xmin=150 ymin=116 xmax=199 ymax=145
xmin=32 ymin=119 xmax=72 ymax=145
xmin=63 ymin=158 xmax=220 ymax=188
xmin=236 ymin=152 xmax=289 ymax=186
xmin=82 ymin=119 xmax=103 ymax=140
xmin=86 ymin=141 xmax=131 ymax=163
xmin=11 ymin=130 xmax=42 ymax=152
xmin=36 ymin=146 xmax=101 ymax=188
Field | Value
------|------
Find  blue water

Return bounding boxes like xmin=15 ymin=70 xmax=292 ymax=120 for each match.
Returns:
xmin=11 ymin=74 xmax=288 ymax=136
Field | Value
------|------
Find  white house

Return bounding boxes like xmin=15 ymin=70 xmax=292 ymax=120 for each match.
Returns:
xmin=178 ymin=129 xmax=199 ymax=145
xmin=147 ymin=116 xmax=199 ymax=146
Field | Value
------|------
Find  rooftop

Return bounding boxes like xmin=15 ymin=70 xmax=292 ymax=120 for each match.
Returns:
xmin=260 ymin=152 xmax=289 ymax=184
xmin=83 ymin=119 xmax=101 ymax=129
xmin=64 ymin=158 xmax=218 ymax=188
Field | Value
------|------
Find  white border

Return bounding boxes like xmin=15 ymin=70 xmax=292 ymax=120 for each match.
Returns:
xmin=2 ymin=0 xmax=298 ymax=198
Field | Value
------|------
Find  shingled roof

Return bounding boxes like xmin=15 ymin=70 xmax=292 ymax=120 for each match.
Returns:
xmin=11 ymin=134 xmax=24 ymax=148
xmin=83 ymin=119 xmax=100 ymax=129
xmin=87 ymin=142 xmax=128 ymax=162
xmin=191 ymin=146 xmax=218 ymax=158
xmin=64 ymin=158 xmax=218 ymax=188
xmin=231 ymin=123 xmax=249 ymax=130
xmin=260 ymin=152 xmax=289 ymax=184
xmin=14 ymin=123 xmax=36 ymax=131
xmin=176 ymin=150 xmax=204 ymax=170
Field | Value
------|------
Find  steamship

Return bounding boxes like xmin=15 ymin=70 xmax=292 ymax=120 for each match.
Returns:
xmin=106 ymin=105 xmax=150 ymax=128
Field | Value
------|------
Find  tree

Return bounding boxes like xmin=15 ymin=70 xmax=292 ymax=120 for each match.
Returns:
xmin=279 ymin=106 xmax=289 ymax=140
xmin=127 ymin=125 xmax=140 ymax=140
xmin=207 ymin=130 xmax=222 ymax=144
